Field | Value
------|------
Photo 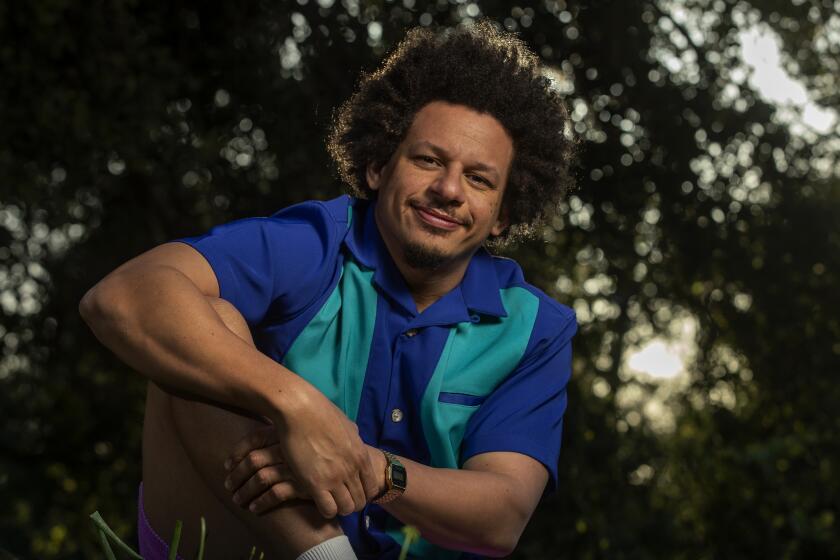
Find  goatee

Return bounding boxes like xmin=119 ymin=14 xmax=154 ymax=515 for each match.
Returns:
xmin=403 ymin=241 xmax=449 ymax=270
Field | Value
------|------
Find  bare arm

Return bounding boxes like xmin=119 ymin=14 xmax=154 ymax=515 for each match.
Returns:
xmin=79 ymin=250 xmax=294 ymax=419
xmin=79 ymin=242 xmax=380 ymax=517
xmin=379 ymin=450 xmax=548 ymax=557
xmin=226 ymin=427 xmax=548 ymax=557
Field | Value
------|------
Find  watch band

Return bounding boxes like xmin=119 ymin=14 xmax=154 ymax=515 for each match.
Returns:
xmin=372 ymin=450 xmax=407 ymax=504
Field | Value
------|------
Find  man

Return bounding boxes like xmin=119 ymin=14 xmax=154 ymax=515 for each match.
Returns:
xmin=80 ymin=21 xmax=577 ymax=559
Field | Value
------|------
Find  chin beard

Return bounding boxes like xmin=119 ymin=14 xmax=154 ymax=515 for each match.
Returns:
xmin=403 ymin=241 xmax=449 ymax=270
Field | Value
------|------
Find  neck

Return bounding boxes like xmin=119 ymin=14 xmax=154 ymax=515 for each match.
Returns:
xmin=374 ymin=208 xmax=471 ymax=314
xmin=400 ymin=261 xmax=468 ymax=313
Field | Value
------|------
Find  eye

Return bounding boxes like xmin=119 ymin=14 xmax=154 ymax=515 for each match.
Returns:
xmin=467 ymin=174 xmax=493 ymax=188
xmin=415 ymin=155 xmax=439 ymax=166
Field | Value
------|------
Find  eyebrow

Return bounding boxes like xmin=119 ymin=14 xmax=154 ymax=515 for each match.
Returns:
xmin=410 ymin=141 xmax=501 ymax=182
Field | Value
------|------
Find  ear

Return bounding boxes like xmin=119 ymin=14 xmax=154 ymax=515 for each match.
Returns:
xmin=366 ymin=161 xmax=385 ymax=192
xmin=490 ymin=204 xmax=510 ymax=237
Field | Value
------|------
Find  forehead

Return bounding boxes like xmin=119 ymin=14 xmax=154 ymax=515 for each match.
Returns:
xmin=402 ymin=101 xmax=514 ymax=172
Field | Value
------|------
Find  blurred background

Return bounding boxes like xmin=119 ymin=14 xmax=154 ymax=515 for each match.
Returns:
xmin=1 ymin=0 xmax=838 ymax=557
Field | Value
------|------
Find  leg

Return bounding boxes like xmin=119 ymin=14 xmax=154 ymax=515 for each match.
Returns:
xmin=142 ymin=297 xmax=345 ymax=559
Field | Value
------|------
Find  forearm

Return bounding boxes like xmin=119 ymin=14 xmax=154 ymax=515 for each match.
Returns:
xmin=374 ymin=449 xmax=525 ymax=557
xmin=79 ymin=265 xmax=305 ymax=422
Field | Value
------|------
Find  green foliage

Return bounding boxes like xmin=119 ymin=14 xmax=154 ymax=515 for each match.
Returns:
xmin=91 ymin=513 xmax=216 ymax=560
xmin=1 ymin=0 xmax=837 ymax=558
xmin=89 ymin=512 xmax=142 ymax=560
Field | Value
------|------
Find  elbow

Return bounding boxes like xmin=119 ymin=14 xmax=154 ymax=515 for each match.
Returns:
xmin=470 ymin=518 xmax=523 ymax=557
xmin=79 ymin=285 xmax=103 ymax=325
xmin=482 ymin=502 xmax=529 ymax=557
xmin=78 ymin=286 xmax=100 ymax=323
xmin=79 ymin=277 xmax=130 ymax=327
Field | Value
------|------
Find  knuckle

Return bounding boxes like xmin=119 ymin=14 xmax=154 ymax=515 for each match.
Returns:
xmin=245 ymin=452 xmax=260 ymax=469
xmin=354 ymin=450 xmax=368 ymax=466
xmin=256 ymin=469 xmax=271 ymax=485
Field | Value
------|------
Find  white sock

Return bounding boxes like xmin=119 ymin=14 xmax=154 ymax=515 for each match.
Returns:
xmin=295 ymin=535 xmax=358 ymax=560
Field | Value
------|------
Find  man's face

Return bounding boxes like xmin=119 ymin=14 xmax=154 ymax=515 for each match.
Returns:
xmin=366 ymin=101 xmax=513 ymax=272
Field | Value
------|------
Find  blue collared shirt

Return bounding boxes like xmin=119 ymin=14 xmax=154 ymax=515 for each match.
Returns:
xmin=176 ymin=195 xmax=577 ymax=559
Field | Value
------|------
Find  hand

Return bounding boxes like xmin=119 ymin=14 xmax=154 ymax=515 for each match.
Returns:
xmin=224 ymin=424 xmax=310 ymax=514
xmin=224 ymin=426 xmax=388 ymax=515
xmin=250 ymin=384 xmax=381 ymax=518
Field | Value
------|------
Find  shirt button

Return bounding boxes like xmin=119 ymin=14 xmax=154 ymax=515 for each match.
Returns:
xmin=391 ymin=408 xmax=404 ymax=422
xmin=405 ymin=328 xmax=418 ymax=337
xmin=365 ymin=514 xmax=371 ymax=529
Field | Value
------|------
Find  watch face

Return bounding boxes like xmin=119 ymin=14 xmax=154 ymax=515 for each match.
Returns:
xmin=392 ymin=466 xmax=407 ymax=487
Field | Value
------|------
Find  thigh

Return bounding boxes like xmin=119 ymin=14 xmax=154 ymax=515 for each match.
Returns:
xmin=142 ymin=382 xmax=259 ymax=558
xmin=167 ymin=382 xmax=345 ymax=559
xmin=144 ymin=297 xmax=344 ymax=559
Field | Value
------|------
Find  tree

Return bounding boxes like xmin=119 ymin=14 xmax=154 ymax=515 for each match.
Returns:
xmin=1 ymin=0 xmax=836 ymax=557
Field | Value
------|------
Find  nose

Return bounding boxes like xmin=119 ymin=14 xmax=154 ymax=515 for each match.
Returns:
xmin=428 ymin=164 xmax=465 ymax=205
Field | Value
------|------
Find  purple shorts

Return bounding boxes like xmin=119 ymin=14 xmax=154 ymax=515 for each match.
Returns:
xmin=138 ymin=482 xmax=185 ymax=560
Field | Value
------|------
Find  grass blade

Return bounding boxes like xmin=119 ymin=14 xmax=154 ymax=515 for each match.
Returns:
xmin=90 ymin=511 xmax=143 ymax=560
xmin=98 ymin=530 xmax=117 ymax=560
xmin=169 ymin=520 xmax=183 ymax=560
xmin=398 ymin=525 xmax=421 ymax=560
xmin=196 ymin=517 xmax=207 ymax=560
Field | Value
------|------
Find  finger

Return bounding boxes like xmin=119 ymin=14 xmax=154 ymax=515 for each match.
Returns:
xmin=360 ymin=452 xmax=381 ymax=501
xmin=248 ymin=481 xmax=301 ymax=515
xmin=225 ymin=444 xmax=286 ymax=491
xmin=346 ymin=473 xmax=368 ymax=512
xmin=226 ymin=425 xmax=276 ymax=469
xmin=332 ymin=485 xmax=356 ymax=517
xmin=233 ymin=464 xmax=293 ymax=507
xmin=311 ymin=489 xmax=339 ymax=519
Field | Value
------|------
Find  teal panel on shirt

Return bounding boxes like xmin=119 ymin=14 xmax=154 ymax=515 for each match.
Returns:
xmin=281 ymin=256 xmax=377 ymax=422
xmin=392 ymin=287 xmax=538 ymax=559
xmin=421 ymin=286 xmax=540 ymax=471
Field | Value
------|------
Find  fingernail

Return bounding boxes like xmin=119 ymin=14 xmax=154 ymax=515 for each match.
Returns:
xmin=232 ymin=493 xmax=240 ymax=504
xmin=249 ymin=503 xmax=257 ymax=512
xmin=224 ymin=479 xmax=232 ymax=490
xmin=224 ymin=459 xmax=232 ymax=470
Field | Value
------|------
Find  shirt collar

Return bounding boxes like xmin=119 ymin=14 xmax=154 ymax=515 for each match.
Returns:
xmin=343 ymin=198 xmax=508 ymax=322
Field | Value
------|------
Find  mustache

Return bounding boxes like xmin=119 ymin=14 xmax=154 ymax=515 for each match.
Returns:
xmin=409 ymin=200 xmax=470 ymax=225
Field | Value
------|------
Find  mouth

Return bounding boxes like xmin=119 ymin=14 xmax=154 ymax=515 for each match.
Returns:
xmin=411 ymin=203 xmax=463 ymax=231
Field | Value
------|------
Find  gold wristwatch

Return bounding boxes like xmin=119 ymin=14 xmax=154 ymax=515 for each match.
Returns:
xmin=372 ymin=450 xmax=407 ymax=504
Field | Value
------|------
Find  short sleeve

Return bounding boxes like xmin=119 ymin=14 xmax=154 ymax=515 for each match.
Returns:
xmin=459 ymin=304 xmax=578 ymax=497
xmin=172 ymin=198 xmax=349 ymax=327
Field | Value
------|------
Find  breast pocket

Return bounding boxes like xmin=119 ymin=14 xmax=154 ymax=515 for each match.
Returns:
xmin=434 ymin=392 xmax=488 ymax=468
xmin=437 ymin=391 xmax=488 ymax=406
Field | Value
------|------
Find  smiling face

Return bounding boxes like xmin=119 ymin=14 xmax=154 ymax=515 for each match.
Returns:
xmin=366 ymin=101 xmax=514 ymax=277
